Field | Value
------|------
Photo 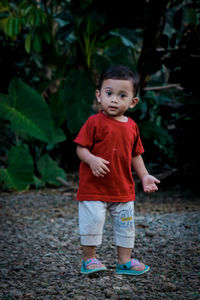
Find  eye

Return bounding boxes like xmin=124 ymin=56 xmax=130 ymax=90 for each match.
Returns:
xmin=120 ymin=93 xmax=126 ymax=98
xmin=106 ymin=91 xmax=112 ymax=96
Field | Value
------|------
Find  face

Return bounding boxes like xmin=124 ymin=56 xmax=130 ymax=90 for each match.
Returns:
xmin=96 ymin=79 xmax=139 ymax=121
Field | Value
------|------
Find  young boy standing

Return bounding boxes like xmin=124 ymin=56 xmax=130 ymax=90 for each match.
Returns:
xmin=74 ymin=65 xmax=160 ymax=275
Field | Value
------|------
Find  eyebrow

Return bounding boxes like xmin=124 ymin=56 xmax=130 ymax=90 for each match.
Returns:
xmin=103 ymin=87 xmax=128 ymax=93
xmin=103 ymin=86 xmax=113 ymax=90
xmin=119 ymin=90 xmax=128 ymax=94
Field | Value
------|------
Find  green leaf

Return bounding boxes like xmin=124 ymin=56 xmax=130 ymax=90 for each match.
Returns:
xmin=48 ymin=88 xmax=66 ymax=127
xmin=43 ymin=31 xmax=51 ymax=44
xmin=183 ymin=7 xmax=198 ymax=25
xmin=110 ymin=31 xmax=134 ymax=49
xmin=38 ymin=154 xmax=66 ymax=186
xmin=92 ymin=53 xmax=110 ymax=73
xmin=133 ymin=100 xmax=148 ymax=120
xmin=63 ymin=70 xmax=94 ymax=133
xmin=0 ymin=145 xmax=34 ymax=191
xmin=29 ymin=11 xmax=35 ymax=26
xmin=110 ymin=28 xmax=142 ymax=50
xmin=140 ymin=121 xmax=172 ymax=146
xmin=25 ymin=33 xmax=32 ymax=53
xmin=5 ymin=17 xmax=13 ymax=37
xmin=0 ymin=77 xmax=66 ymax=144
xmin=33 ymin=175 xmax=45 ymax=189
xmin=13 ymin=17 xmax=20 ymax=35
xmin=35 ymin=9 xmax=40 ymax=26
xmin=50 ymin=128 xmax=66 ymax=145
xmin=86 ymin=15 xmax=101 ymax=36
xmin=0 ymin=168 xmax=15 ymax=190
xmin=33 ymin=33 xmax=42 ymax=52
xmin=105 ymin=45 xmax=134 ymax=67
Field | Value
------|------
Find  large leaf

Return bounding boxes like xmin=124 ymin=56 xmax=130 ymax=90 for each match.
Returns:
xmin=139 ymin=121 xmax=173 ymax=146
xmin=0 ymin=78 xmax=66 ymax=144
xmin=63 ymin=70 xmax=94 ymax=133
xmin=48 ymin=87 xmax=66 ymax=128
xmin=0 ymin=145 xmax=34 ymax=190
xmin=38 ymin=154 xmax=66 ymax=186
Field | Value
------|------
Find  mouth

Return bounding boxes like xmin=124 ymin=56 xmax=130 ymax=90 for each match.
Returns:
xmin=108 ymin=106 xmax=118 ymax=111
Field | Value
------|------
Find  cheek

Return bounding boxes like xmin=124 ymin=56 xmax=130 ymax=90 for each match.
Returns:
xmin=102 ymin=96 xmax=109 ymax=102
xmin=120 ymin=101 xmax=129 ymax=107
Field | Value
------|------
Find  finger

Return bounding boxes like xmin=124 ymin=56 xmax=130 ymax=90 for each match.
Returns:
xmin=144 ymin=184 xmax=158 ymax=193
xmin=102 ymin=159 xmax=110 ymax=164
xmin=154 ymin=178 xmax=160 ymax=184
xmin=98 ymin=165 xmax=109 ymax=174
xmin=102 ymin=165 xmax=110 ymax=173
xmin=152 ymin=186 xmax=158 ymax=192
xmin=149 ymin=186 xmax=158 ymax=192
xmin=145 ymin=189 xmax=156 ymax=193
xmin=99 ymin=168 xmax=107 ymax=175
xmin=93 ymin=170 xmax=101 ymax=177
xmin=144 ymin=186 xmax=151 ymax=192
xmin=93 ymin=169 xmax=106 ymax=177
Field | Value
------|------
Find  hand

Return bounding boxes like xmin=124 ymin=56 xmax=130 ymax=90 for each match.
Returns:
xmin=89 ymin=155 xmax=110 ymax=177
xmin=142 ymin=174 xmax=160 ymax=193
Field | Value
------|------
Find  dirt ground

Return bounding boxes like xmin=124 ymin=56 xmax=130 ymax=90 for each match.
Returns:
xmin=0 ymin=182 xmax=200 ymax=299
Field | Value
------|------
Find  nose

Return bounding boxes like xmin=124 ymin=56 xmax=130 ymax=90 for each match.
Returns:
xmin=111 ymin=95 xmax=118 ymax=103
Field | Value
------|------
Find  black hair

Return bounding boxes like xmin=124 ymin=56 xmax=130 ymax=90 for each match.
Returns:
xmin=97 ymin=65 xmax=140 ymax=97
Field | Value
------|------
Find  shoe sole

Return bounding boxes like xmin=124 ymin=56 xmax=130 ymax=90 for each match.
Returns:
xmin=116 ymin=265 xmax=150 ymax=276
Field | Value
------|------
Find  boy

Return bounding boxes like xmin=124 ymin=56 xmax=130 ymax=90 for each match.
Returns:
xmin=74 ymin=65 xmax=160 ymax=275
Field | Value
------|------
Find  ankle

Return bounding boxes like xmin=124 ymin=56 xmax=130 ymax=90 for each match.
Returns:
xmin=84 ymin=256 xmax=96 ymax=262
xmin=82 ymin=245 xmax=96 ymax=262
xmin=118 ymin=256 xmax=131 ymax=265
xmin=117 ymin=246 xmax=132 ymax=265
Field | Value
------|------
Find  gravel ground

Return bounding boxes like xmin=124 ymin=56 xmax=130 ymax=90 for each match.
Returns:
xmin=0 ymin=185 xmax=200 ymax=300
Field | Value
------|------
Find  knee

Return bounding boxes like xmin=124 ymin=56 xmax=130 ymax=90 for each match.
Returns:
xmin=79 ymin=212 xmax=105 ymax=235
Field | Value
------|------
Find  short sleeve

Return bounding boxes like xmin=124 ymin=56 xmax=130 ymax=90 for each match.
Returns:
xmin=132 ymin=124 xmax=144 ymax=156
xmin=74 ymin=116 xmax=95 ymax=149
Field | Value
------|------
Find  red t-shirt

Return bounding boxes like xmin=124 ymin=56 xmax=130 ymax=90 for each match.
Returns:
xmin=74 ymin=112 xmax=144 ymax=202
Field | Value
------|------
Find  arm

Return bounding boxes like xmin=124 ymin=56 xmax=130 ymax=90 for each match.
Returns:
xmin=132 ymin=155 xmax=160 ymax=193
xmin=76 ymin=145 xmax=110 ymax=177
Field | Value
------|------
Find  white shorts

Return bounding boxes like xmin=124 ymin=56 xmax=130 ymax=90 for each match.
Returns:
xmin=79 ymin=201 xmax=135 ymax=248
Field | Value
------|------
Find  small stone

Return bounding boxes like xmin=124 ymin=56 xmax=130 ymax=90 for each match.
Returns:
xmin=160 ymin=275 xmax=167 ymax=280
xmin=113 ymin=285 xmax=134 ymax=296
xmin=122 ymin=286 xmax=133 ymax=293
xmin=9 ymin=289 xmax=23 ymax=297
xmin=114 ymin=274 xmax=123 ymax=280
xmin=74 ymin=296 xmax=85 ymax=300
xmin=162 ymin=282 xmax=176 ymax=292
xmin=104 ymin=289 xmax=114 ymax=298
xmin=145 ymin=230 xmax=155 ymax=237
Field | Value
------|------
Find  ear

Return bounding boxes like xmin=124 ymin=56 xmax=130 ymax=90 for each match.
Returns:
xmin=129 ymin=97 xmax=139 ymax=109
xmin=95 ymin=89 xmax=101 ymax=103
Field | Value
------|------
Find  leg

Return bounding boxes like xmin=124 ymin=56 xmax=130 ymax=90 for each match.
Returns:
xmin=110 ymin=202 xmax=149 ymax=274
xmin=109 ymin=201 xmax=135 ymax=250
xmin=117 ymin=246 xmax=132 ymax=265
xmin=82 ymin=245 xmax=96 ymax=262
xmin=82 ymin=245 xmax=106 ymax=270
xmin=117 ymin=246 xmax=145 ymax=271
xmin=79 ymin=201 xmax=107 ymax=272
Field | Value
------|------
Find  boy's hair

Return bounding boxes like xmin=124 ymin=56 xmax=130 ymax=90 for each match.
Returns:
xmin=97 ymin=65 xmax=140 ymax=97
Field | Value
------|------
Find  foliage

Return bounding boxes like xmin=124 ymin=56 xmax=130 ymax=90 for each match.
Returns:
xmin=37 ymin=154 xmax=66 ymax=186
xmin=0 ymin=0 xmax=199 ymax=190
xmin=0 ymin=78 xmax=65 ymax=144
xmin=0 ymin=145 xmax=34 ymax=190
xmin=62 ymin=70 xmax=94 ymax=133
xmin=0 ymin=78 xmax=67 ymax=190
